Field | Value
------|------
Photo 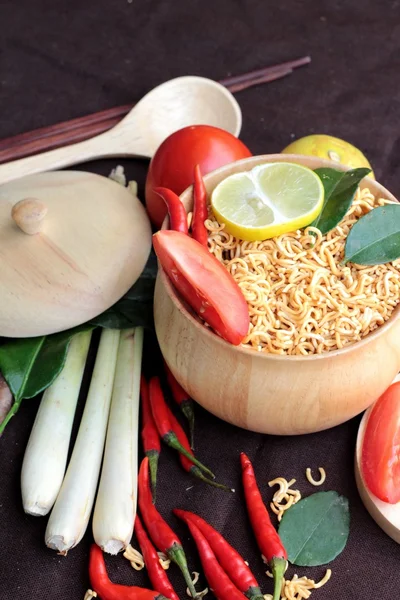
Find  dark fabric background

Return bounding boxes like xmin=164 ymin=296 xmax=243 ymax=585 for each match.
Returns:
xmin=0 ymin=1 xmax=399 ymax=598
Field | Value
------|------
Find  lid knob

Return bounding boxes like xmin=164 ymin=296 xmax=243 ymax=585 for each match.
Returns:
xmin=11 ymin=198 xmax=48 ymax=235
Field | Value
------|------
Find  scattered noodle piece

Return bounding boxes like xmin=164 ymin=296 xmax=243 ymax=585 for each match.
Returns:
xmin=186 ymin=572 xmax=208 ymax=598
xmin=269 ymin=477 xmax=301 ymax=521
xmin=313 ymin=570 xmax=332 ymax=588
xmin=84 ymin=591 xmax=97 ymax=600
xmin=123 ymin=545 xmax=145 ymax=570
xmin=123 ymin=545 xmax=171 ymax=571
xmin=128 ymin=180 xmax=138 ymax=196
xmin=108 ymin=165 xmax=127 ymax=186
xmin=157 ymin=551 xmax=171 ymax=570
xmin=306 ymin=467 xmax=326 ymax=486
xmin=265 ymin=569 xmax=332 ymax=600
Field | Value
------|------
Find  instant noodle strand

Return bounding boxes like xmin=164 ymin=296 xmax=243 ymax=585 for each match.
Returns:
xmin=206 ymin=188 xmax=400 ymax=355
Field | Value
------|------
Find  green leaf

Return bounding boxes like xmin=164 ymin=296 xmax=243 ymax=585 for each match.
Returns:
xmin=344 ymin=204 xmax=400 ymax=265
xmin=278 ymin=491 xmax=350 ymax=566
xmin=0 ymin=324 xmax=93 ymax=401
xmin=91 ymin=250 xmax=157 ymax=330
xmin=0 ymin=324 xmax=93 ymax=435
xmin=312 ymin=167 xmax=371 ymax=234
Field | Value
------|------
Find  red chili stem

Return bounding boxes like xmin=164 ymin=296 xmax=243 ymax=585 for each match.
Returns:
xmin=240 ymin=453 xmax=287 ymax=600
xmin=89 ymin=544 xmax=170 ymax=600
xmin=154 ymin=187 xmax=188 ymax=234
xmin=149 ymin=376 xmax=214 ymax=479
xmin=173 ymin=509 xmax=264 ymax=600
xmin=138 ymin=457 xmax=199 ymax=599
xmin=135 ymin=515 xmax=180 ymax=600
xmin=191 ymin=165 xmax=209 ymax=247
xmin=164 ymin=361 xmax=195 ymax=449
xmin=167 ymin=408 xmax=233 ymax=493
xmin=183 ymin=520 xmax=247 ymax=600
xmin=141 ymin=375 xmax=161 ymax=502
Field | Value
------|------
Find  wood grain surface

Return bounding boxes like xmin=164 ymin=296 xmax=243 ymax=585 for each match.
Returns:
xmin=0 ymin=171 xmax=152 ymax=337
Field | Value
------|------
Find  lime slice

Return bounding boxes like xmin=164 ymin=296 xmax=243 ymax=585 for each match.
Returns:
xmin=210 ymin=162 xmax=324 ymax=241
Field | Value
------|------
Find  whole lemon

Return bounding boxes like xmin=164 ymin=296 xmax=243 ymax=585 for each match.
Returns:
xmin=281 ymin=134 xmax=374 ymax=179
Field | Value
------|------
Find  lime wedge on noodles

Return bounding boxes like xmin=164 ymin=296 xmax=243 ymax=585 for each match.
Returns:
xmin=211 ymin=162 xmax=324 ymax=241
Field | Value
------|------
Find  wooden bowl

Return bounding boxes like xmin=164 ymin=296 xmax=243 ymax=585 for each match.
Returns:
xmin=154 ymin=154 xmax=400 ymax=435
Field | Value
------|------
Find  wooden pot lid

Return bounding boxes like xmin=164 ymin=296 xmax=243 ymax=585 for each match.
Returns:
xmin=355 ymin=373 xmax=400 ymax=544
xmin=0 ymin=170 xmax=152 ymax=337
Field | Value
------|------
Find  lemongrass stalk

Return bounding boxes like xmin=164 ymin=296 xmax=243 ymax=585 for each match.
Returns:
xmin=21 ymin=331 xmax=92 ymax=516
xmin=92 ymin=327 xmax=143 ymax=554
xmin=45 ymin=329 xmax=121 ymax=553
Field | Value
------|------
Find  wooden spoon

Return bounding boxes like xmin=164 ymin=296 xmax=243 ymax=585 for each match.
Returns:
xmin=0 ymin=76 xmax=242 ymax=186
xmin=355 ymin=373 xmax=400 ymax=544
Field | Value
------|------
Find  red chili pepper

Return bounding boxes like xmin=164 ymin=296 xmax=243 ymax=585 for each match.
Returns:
xmin=138 ymin=457 xmax=198 ymax=599
xmin=173 ymin=509 xmax=264 ymax=600
xmin=154 ymin=187 xmax=188 ymax=234
xmin=135 ymin=515 xmax=180 ymax=600
xmin=153 ymin=230 xmax=250 ymax=346
xmin=191 ymin=164 xmax=208 ymax=247
xmin=89 ymin=544 xmax=170 ymax=600
xmin=182 ymin=519 xmax=246 ymax=600
xmin=164 ymin=361 xmax=195 ymax=449
xmin=240 ymin=453 xmax=287 ymax=600
xmin=167 ymin=406 xmax=232 ymax=492
xmin=149 ymin=376 xmax=214 ymax=480
xmin=141 ymin=375 xmax=161 ymax=502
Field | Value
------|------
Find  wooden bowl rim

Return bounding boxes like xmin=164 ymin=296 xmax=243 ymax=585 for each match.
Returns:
xmin=158 ymin=153 xmax=400 ymax=363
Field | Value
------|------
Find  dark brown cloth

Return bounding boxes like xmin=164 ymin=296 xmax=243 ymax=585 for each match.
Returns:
xmin=0 ymin=1 xmax=399 ymax=598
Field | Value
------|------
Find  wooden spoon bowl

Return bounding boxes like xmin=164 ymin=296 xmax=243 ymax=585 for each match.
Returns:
xmin=154 ymin=154 xmax=400 ymax=435
xmin=0 ymin=77 xmax=242 ymax=186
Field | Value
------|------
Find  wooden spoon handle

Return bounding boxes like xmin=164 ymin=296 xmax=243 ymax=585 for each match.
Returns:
xmin=0 ymin=122 xmax=148 ymax=186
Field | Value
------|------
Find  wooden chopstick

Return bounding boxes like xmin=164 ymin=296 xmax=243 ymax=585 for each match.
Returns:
xmin=0 ymin=105 xmax=131 ymax=152
xmin=0 ymin=56 xmax=310 ymax=164
xmin=227 ymin=68 xmax=293 ymax=93
xmin=219 ymin=55 xmax=310 ymax=87
xmin=0 ymin=117 xmax=121 ymax=164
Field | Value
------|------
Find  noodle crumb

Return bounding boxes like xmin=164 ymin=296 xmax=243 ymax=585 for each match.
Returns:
xmin=123 ymin=545 xmax=145 ymax=570
xmin=306 ymin=467 xmax=326 ymax=486
xmin=186 ymin=572 xmax=208 ymax=598
xmin=264 ymin=569 xmax=331 ymax=600
xmin=84 ymin=591 xmax=97 ymax=600
xmin=157 ymin=551 xmax=171 ymax=569
xmin=269 ymin=477 xmax=301 ymax=521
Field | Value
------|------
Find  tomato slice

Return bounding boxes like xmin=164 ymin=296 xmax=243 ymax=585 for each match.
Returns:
xmin=361 ymin=382 xmax=400 ymax=503
xmin=153 ymin=230 xmax=250 ymax=345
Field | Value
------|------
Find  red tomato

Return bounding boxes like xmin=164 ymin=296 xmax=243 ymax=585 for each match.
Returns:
xmin=146 ymin=125 xmax=252 ymax=228
xmin=153 ymin=230 xmax=249 ymax=345
xmin=361 ymin=382 xmax=400 ymax=503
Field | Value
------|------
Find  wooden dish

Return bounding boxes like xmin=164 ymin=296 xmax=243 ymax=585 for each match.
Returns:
xmin=154 ymin=154 xmax=400 ymax=435
xmin=0 ymin=170 xmax=152 ymax=337
xmin=355 ymin=374 xmax=400 ymax=544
